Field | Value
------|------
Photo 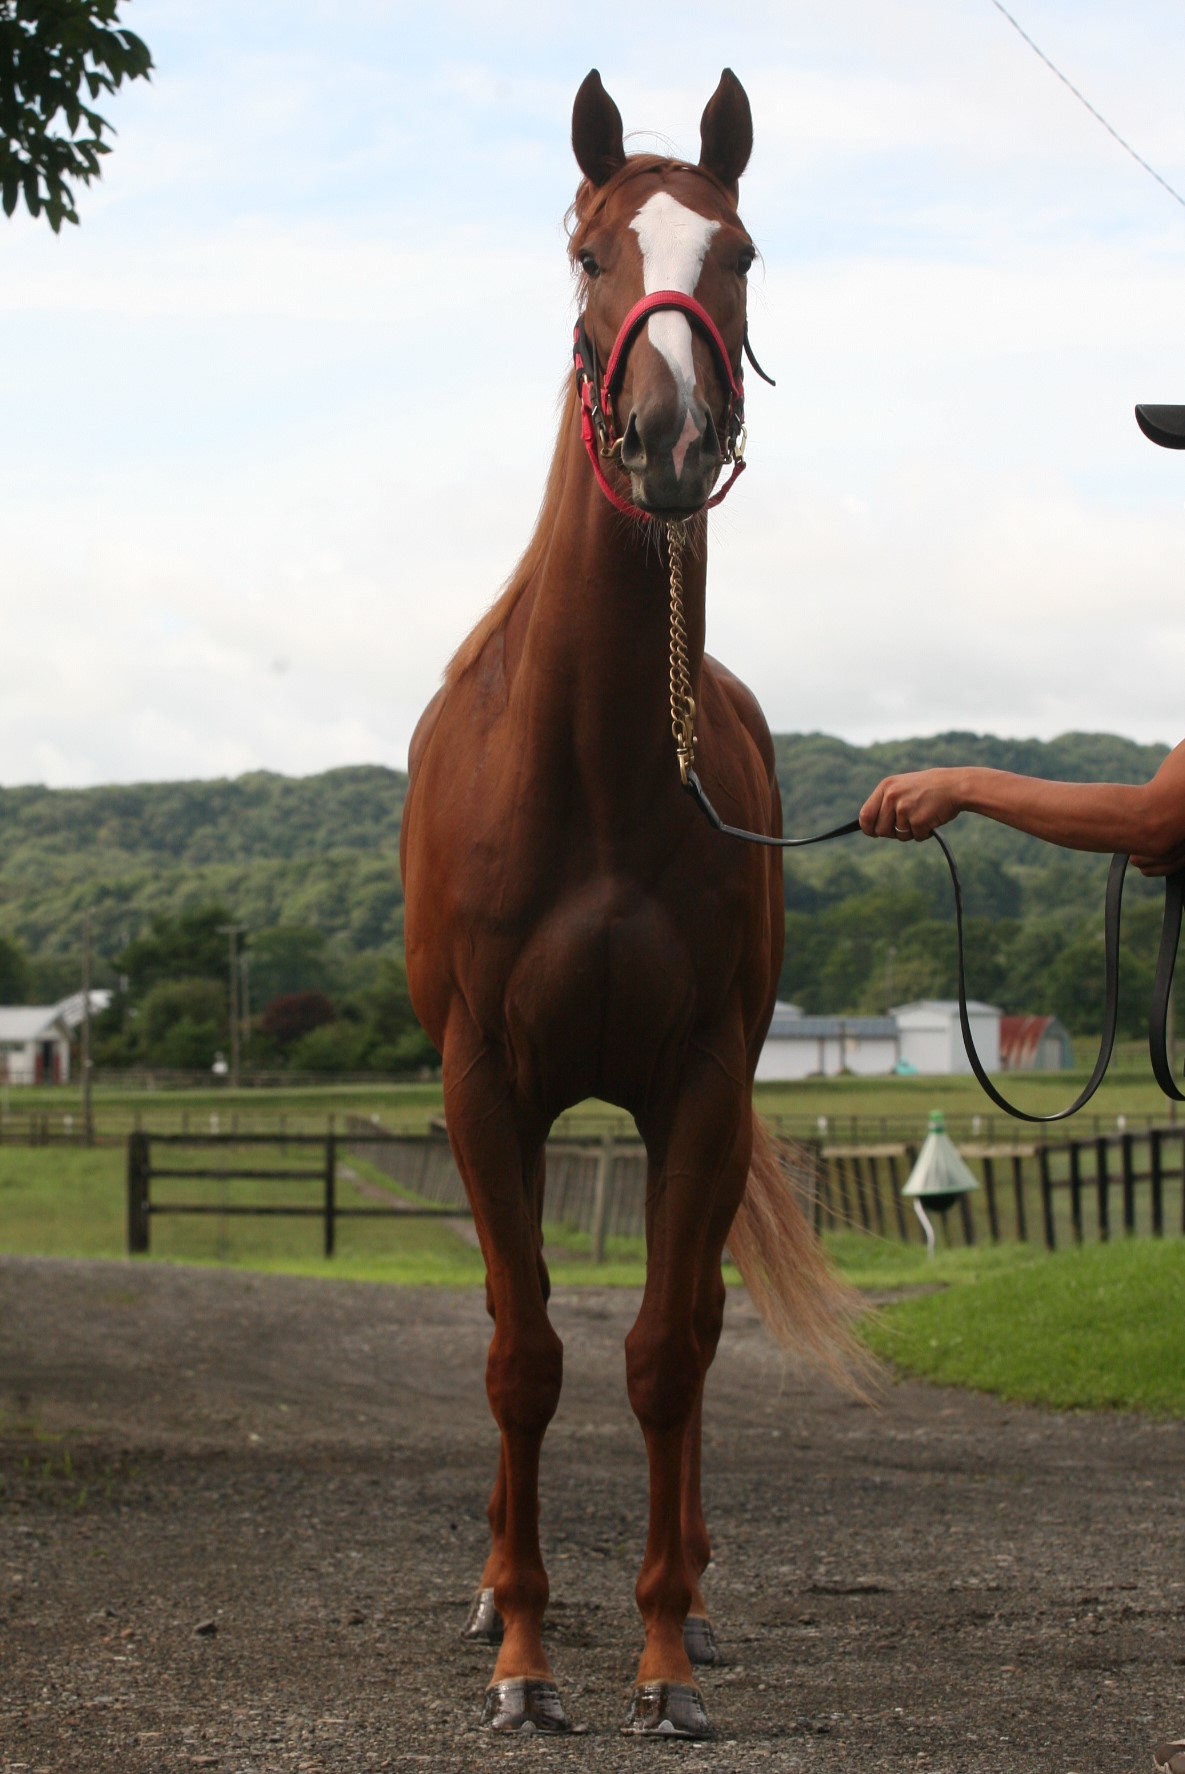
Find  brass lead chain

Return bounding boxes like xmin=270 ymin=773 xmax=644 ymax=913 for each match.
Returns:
xmin=667 ymin=519 xmax=696 ymax=785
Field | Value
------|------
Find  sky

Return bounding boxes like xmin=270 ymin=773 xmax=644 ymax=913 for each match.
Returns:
xmin=3 ymin=0 xmax=1185 ymax=788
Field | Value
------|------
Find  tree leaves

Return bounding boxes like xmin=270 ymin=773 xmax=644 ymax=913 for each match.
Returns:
xmin=0 ymin=1 xmax=153 ymax=229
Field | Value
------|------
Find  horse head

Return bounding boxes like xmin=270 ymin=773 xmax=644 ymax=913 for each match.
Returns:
xmin=570 ymin=69 xmax=758 ymax=519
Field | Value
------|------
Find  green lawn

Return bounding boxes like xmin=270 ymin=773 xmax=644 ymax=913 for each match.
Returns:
xmin=862 ymin=1238 xmax=1185 ymax=1418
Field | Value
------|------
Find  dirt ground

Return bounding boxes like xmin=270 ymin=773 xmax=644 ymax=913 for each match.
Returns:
xmin=1 ymin=1255 xmax=1183 ymax=1774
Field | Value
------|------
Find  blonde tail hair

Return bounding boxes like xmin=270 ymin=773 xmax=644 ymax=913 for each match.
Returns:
xmin=727 ymin=1116 xmax=878 ymax=1398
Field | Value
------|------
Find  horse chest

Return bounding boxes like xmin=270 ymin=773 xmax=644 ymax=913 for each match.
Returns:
xmin=493 ymin=878 xmax=743 ymax=1104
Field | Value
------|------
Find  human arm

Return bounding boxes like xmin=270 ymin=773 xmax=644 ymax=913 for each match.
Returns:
xmin=858 ymin=740 xmax=1185 ymax=874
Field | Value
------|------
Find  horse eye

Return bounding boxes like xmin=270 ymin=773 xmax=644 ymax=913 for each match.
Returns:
xmin=579 ymin=250 xmax=600 ymax=278
xmin=737 ymin=248 xmax=755 ymax=277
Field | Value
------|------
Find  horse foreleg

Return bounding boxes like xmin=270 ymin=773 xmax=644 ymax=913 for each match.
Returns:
xmin=444 ymin=1041 xmax=567 ymax=1732
xmin=624 ymin=1067 xmax=750 ymax=1737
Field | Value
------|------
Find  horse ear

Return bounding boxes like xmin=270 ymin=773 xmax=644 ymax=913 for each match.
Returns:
xmin=698 ymin=68 xmax=752 ymax=193
xmin=572 ymin=69 xmax=626 ymax=187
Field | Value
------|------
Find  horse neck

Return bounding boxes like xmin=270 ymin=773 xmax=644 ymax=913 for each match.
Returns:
xmin=517 ymin=409 xmax=708 ymax=786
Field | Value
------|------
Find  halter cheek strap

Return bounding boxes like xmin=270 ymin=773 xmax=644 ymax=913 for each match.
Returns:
xmin=573 ymin=289 xmax=762 ymax=524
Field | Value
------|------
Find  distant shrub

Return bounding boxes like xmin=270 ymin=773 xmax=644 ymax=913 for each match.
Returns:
xmin=288 ymin=1021 xmax=367 ymax=1073
xmin=260 ymin=991 xmax=337 ymax=1050
xmin=138 ymin=978 xmax=227 ymax=1062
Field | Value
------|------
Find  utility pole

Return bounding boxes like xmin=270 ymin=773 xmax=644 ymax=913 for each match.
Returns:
xmin=219 ymin=924 xmax=246 ymax=1090
xmin=81 ymin=910 xmax=93 ymax=1147
xmin=240 ymin=947 xmax=251 ymax=1058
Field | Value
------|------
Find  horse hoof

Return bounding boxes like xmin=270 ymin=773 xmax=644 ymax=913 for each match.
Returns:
xmin=683 ymin=1615 xmax=719 ymax=1666
xmin=461 ymin=1586 xmax=503 ymax=1644
xmin=480 ymin=1678 xmax=571 ymax=1733
xmin=622 ymin=1682 xmax=712 ymax=1739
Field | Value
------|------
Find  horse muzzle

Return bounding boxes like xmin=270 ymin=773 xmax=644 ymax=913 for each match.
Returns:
xmin=618 ymin=396 xmax=724 ymax=515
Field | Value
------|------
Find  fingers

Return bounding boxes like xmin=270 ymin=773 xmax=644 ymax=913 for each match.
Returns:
xmin=860 ymin=778 xmax=921 ymax=841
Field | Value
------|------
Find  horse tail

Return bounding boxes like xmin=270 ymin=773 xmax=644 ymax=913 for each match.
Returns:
xmin=727 ymin=1115 xmax=877 ymax=1397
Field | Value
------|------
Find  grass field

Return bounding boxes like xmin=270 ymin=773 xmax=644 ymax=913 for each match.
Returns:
xmin=863 ymin=1240 xmax=1185 ymax=1417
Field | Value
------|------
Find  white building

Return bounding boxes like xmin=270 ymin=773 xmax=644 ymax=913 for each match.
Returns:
xmin=756 ymin=1003 xmax=901 ymax=1081
xmin=757 ymin=998 xmax=1004 ymax=1080
xmin=892 ymin=1000 xmax=1001 ymax=1076
xmin=0 ymin=1008 xmax=73 ymax=1085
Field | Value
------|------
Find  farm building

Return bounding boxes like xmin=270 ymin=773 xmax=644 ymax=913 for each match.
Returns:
xmin=757 ymin=998 xmax=1009 ymax=1079
xmin=999 ymin=1014 xmax=1073 ymax=1071
xmin=892 ymin=999 xmax=1001 ymax=1076
xmin=0 ymin=1008 xmax=73 ymax=1085
xmin=756 ymin=1003 xmax=901 ymax=1080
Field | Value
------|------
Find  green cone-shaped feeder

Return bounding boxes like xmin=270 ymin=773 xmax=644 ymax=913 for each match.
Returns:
xmin=900 ymin=1110 xmax=979 ymax=1256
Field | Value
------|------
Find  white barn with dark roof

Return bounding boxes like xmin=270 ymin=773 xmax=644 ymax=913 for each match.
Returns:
xmin=756 ymin=1003 xmax=901 ymax=1080
xmin=0 ymin=1008 xmax=72 ymax=1085
xmin=757 ymin=998 xmax=1005 ymax=1080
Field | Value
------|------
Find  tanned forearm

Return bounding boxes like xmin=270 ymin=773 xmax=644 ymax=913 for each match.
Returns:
xmin=954 ymin=768 xmax=1160 ymax=854
xmin=859 ymin=741 xmax=1185 ymax=873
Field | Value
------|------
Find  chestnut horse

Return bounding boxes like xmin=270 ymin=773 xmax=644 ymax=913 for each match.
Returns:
xmin=401 ymin=69 xmax=854 ymax=1739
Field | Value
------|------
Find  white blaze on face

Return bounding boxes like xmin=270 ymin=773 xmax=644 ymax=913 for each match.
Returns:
xmin=630 ymin=192 xmax=720 ymax=476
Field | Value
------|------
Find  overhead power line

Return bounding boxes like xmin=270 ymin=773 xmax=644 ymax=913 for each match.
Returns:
xmin=989 ymin=0 xmax=1185 ymax=213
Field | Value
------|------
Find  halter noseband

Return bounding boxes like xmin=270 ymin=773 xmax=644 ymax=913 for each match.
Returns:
xmin=572 ymin=289 xmax=772 ymax=523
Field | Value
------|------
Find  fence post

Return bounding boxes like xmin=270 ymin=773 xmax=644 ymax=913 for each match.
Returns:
xmin=958 ymin=1191 xmax=976 ymax=1246
xmin=1037 ymin=1144 xmax=1056 ymax=1251
xmin=1095 ymin=1136 xmax=1110 ymax=1242
xmin=852 ymin=1156 xmax=870 ymax=1231
xmin=590 ymin=1135 xmax=613 ymax=1264
xmin=836 ymin=1154 xmax=853 ymax=1228
xmin=324 ymin=1126 xmax=337 ymax=1259
xmin=1121 ymin=1132 xmax=1136 ymax=1236
xmin=1011 ymin=1152 xmax=1028 ymax=1242
xmin=868 ymin=1155 xmax=886 ymax=1236
xmin=1150 ymin=1129 xmax=1164 ymax=1237
xmin=1068 ymin=1139 xmax=1084 ymax=1245
xmin=982 ymin=1155 xmax=1000 ymax=1243
xmin=888 ymin=1152 xmax=908 ymax=1240
xmin=127 ymin=1130 xmax=151 ymax=1254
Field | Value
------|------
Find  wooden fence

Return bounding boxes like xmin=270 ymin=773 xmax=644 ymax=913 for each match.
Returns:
xmin=342 ymin=1118 xmax=652 ymax=1250
xmin=123 ymin=1120 xmax=1185 ymax=1261
xmin=126 ymin=1129 xmax=467 ymax=1258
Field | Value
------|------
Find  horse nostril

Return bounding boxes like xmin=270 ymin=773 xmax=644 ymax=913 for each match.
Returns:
xmin=701 ymin=405 xmax=720 ymax=461
xmin=620 ymin=411 xmax=645 ymax=470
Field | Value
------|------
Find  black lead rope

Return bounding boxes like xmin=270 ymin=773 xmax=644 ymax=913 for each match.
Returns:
xmin=683 ymin=766 xmax=1184 ymax=1123
xmin=1149 ymin=867 xmax=1185 ymax=1102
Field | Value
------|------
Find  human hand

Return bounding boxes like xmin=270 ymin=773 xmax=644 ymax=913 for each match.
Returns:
xmin=1134 ymin=842 xmax=1185 ymax=878
xmin=859 ymin=769 xmax=965 ymax=842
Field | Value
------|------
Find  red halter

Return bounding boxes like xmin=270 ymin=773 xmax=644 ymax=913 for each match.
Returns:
xmin=572 ymin=289 xmax=752 ymax=524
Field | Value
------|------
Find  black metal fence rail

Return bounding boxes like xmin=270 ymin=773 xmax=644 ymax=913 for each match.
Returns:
xmin=816 ymin=1127 xmax=1185 ymax=1250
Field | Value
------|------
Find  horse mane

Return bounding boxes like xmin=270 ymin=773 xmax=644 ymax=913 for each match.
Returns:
xmin=445 ymin=153 xmax=736 ymax=689
xmin=444 ymin=383 xmax=575 ymax=685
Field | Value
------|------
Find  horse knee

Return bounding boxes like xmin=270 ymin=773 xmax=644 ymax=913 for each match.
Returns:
xmin=486 ymin=1321 xmax=564 ymax=1435
xmin=625 ymin=1325 xmax=700 ymax=1431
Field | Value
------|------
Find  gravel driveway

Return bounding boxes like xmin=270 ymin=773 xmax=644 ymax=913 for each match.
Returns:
xmin=1 ymin=1255 xmax=1182 ymax=1773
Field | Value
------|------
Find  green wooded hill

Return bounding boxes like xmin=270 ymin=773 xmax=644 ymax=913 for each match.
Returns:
xmin=0 ymin=733 xmax=1173 ymax=1032
xmin=0 ymin=765 xmax=408 ymax=976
